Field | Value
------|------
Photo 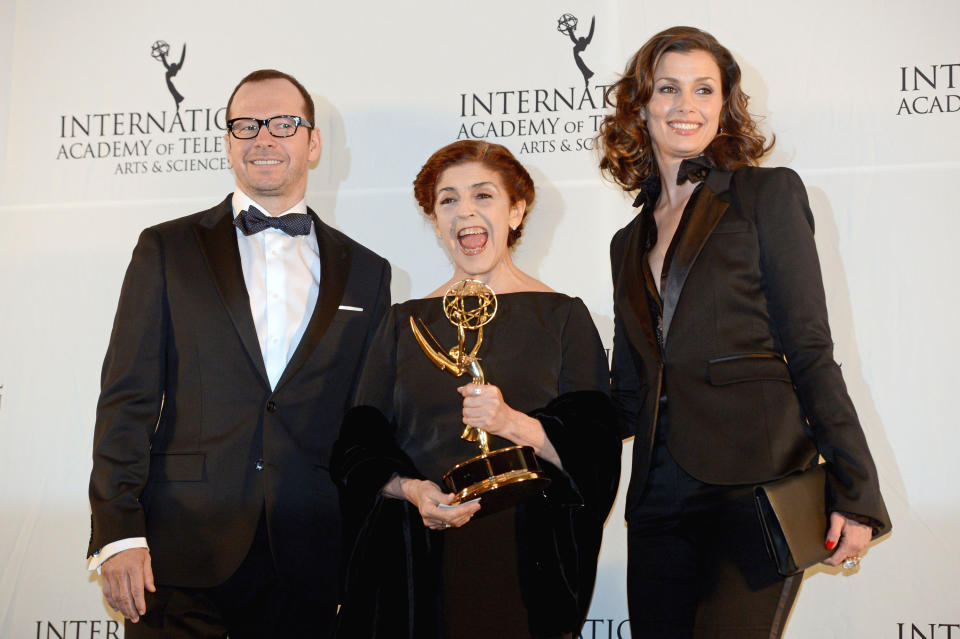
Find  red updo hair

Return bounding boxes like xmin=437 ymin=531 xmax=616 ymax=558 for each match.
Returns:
xmin=413 ymin=140 xmax=535 ymax=247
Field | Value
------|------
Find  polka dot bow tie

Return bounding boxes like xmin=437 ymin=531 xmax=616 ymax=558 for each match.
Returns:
xmin=234 ymin=205 xmax=312 ymax=237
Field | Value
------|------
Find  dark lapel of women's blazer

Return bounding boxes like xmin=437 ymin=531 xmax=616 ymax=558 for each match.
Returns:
xmin=660 ymin=169 xmax=733 ymax=344
xmin=192 ymin=197 xmax=352 ymax=391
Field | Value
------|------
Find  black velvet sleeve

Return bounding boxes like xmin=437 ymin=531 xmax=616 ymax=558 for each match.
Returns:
xmin=330 ymin=396 xmax=434 ymax=639
xmin=331 ymin=307 xmax=423 ymax=542
xmin=535 ymin=391 xmax=621 ymax=510
xmin=331 ymin=406 xmax=422 ymax=543
xmin=529 ymin=298 xmax=620 ymax=515
xmin=519 ymin=299 xmax=622 ymax=636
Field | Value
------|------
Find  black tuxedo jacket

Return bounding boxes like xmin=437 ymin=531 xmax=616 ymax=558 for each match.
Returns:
xmin=88 ymin=195 xmax=391 ymax=605
xmin=611 ymin=167 xmax=889 ymax=531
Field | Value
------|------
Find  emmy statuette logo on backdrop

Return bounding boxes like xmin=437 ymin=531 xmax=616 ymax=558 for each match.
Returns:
xmin=409 ymin=280 xmax=551 ymax=515
xmin=151 ymin=40 xmax=187 ymax=112
xmin=453 ymin=12 xmax=610 ymax=154
xmin=556 ymin=13 xmax=596 ymax=87
xmin=55 ymin=38 xmax=230 ymax=177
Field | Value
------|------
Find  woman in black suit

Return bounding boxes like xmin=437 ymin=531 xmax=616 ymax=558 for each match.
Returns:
xmin=598 ymin=26 xmax=890 ymax=638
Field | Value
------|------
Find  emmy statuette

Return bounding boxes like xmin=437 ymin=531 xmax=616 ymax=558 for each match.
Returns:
xmin=409 ymin=280 xmax=550 ymax=515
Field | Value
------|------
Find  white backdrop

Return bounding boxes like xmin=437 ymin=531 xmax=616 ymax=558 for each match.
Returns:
xmin=1 ymin=1 xmax=958 ymax=637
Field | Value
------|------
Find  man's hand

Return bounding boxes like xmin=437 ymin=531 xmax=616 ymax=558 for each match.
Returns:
xmin=100 ymin=547 xmax=155 ymax=622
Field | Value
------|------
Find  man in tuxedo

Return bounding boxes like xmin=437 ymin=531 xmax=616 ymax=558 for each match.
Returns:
xmin=87 ymin=69 xmax=391 ymax=638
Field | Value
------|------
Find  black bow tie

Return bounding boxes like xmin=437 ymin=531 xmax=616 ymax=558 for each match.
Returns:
xmin=676 ymin=155 xmax=712 ymax=186
xmin=632 ymin=155 xmax=714 ymax=208
xmin=234 ymin=206 xmax=312 ymax=237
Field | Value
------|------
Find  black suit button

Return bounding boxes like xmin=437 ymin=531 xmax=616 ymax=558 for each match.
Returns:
xmin=266 ymin=400 xmax=278 ymax=413
xmin=255 ymin=459 xmax=264 ymax=471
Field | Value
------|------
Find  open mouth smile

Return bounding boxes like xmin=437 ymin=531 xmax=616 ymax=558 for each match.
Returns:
xmin=457 ymin=227 xmax=488 ymax=255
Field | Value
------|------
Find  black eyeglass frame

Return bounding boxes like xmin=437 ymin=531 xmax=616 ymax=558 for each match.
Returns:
xmin=226 ymin=115 xmax=314 ymax=139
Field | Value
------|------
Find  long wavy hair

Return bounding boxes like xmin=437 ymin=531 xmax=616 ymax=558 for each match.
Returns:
xmin=597 ymin=26 xmax=772 ymax=193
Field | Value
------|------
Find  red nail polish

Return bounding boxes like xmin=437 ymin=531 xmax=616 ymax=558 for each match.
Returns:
xmin=825 ymin=539 xmax=836 ymax=550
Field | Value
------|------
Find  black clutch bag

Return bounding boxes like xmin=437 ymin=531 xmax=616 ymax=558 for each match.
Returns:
xmin=754 ymin=465 xmax=831 ymax=576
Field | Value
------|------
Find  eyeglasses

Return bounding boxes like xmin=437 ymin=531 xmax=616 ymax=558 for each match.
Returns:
xmin=226 ymin=115 xmax=313 ymax=139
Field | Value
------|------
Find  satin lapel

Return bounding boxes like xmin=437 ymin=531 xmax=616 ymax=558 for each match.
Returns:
xmin=614 ymin=211 xmax=659 ymax=362
xmin=661 ymin=170 xmax=733 ymax=343
xmin=275 ymin=210 xmax=351 ymax=391
xmin=194 ymin=196 xmax=269 ymax=385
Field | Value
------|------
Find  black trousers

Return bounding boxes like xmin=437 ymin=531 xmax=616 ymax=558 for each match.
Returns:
xmin=125 ymin=513 xmax=336 ymax=639
xmin=627 ymin=435 xmax=801 ymax=639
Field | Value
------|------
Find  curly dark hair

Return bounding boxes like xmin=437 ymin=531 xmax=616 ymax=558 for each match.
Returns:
xmin=413 ymin=140 xmax=535 ymax=248
xmin=597 ymin=26 xmax=773 ymax=193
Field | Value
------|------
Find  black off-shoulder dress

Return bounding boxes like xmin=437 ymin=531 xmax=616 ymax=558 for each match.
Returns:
xmin=332 ymin=292 xmax=621 ymax=639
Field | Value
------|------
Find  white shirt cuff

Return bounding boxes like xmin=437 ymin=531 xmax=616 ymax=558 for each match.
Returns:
xmin=87 ymin=537 xmax=149 ymax=573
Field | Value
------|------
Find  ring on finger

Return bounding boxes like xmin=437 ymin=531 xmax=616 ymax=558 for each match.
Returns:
xmin=841 ymin=556 xmax=861 ymax=569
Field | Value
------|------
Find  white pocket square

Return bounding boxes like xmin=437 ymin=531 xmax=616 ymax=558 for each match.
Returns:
xmin=338 ymin=305 xmax=364 ymax=312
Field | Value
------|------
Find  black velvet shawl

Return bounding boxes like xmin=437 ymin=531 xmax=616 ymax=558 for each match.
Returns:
xmin=331 ymin=390 xmax=620 ymax=639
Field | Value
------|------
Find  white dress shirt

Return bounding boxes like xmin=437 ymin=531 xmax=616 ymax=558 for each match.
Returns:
xmin=231 ymin=189 xmax=321 ymax=389
xmin=88 ymin=189 xmax=321 ymax=571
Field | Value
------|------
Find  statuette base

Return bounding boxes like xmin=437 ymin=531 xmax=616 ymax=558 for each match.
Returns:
xmin=442 ymin=445 xmax=550 ymax=517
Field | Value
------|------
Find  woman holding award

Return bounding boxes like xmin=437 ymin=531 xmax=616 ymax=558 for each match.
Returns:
xmin=332 ymin=140 xmax=620 ymax=639
xmin=599 ymin=26 xmax=890 ymax=638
